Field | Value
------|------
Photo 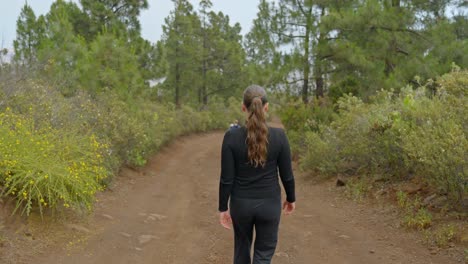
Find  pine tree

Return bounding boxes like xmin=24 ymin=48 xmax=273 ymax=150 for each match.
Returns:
xmin=244 ymin=0 xmax=288 ymax=88
xmin=38 ymin=0 xmax=88 ymax=94
xmin=13 ymin=4 xmax=46 ymax=65
xmin=270 ymin=0 xmax=344 ymax=101
xmin=79 ymin=33 xmax=145 ymax=99
xmin=162 ymin=0 xmax=201 ymax=107
xmin=203 ymin=11 xmax=246 ymax=103
xmin=322 ymin=0 xmax=425 ymax=96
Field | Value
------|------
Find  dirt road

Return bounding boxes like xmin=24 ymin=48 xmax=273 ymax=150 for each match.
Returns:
xmin=22 ymin=132 xmax=458 ymax=263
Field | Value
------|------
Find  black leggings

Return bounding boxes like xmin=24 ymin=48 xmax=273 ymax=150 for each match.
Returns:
xmin=229 ymin=196 xmax=282 ymax=264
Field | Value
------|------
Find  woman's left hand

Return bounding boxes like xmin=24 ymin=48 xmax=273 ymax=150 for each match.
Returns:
xmin=219 ymin=211 xmax=232 ymax=230
xmin=283 ymin=201 xmax=296 ymax=215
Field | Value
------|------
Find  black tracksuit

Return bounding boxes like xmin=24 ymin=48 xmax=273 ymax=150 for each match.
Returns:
xmin=219 ymin=126 xmax=296 ymax=264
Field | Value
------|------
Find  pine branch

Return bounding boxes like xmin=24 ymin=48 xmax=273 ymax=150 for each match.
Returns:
xmin=396 ymin=47 xmax=409 ymax=56
xmin=371 ymin=26 xmax=430 ymax=42
xmin=286 ymin=78 xmax=305 ymax=84
xmin=278 ymin=32 xmax=306 ymax=39
xmin=295 ymin=0 xmax=308 ymax=17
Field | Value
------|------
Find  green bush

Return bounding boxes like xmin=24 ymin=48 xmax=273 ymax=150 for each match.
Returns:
xmin=334 ymin=92 xmax=406 ymax=176
xmin=300 ymin=130 xmax=338 ymax=174
xmin=281 ymin=70 xmax=468 ymax=204
xmin=0 ymin=108 xmax=108 ymax=216
xmin=279 ymin=97 xmax=335 ymax=133
xmin=277 ymin=97 xmax=336 ymax=156
xmin=399 ymin=95 xmax=467 ymax=201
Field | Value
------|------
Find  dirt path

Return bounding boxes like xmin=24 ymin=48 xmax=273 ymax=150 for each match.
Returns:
xmin=18 ymin=132 xmax=459 ymax=263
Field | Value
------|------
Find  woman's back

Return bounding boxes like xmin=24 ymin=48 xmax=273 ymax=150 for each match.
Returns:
xmin=219 ymin=126 xmax=295 ymax=212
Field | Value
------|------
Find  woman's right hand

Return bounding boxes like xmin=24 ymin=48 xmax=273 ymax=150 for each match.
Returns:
xmin=283 ymin=201 xmax=295 ymax=215
xmin=219 ymin=211 xmax=232 ymax=229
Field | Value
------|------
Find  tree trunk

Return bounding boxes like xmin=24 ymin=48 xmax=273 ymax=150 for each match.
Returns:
xmin=175 ymin=45 xmax=181 ymax=108
xmin=314 ymin=7 xmax=326 ymax=98
xmin=201 ymin=19 xmax=208 ymax=106
xmin=202 ymin=51 xmax=207 ymax=105
xmin=315 ymin=72 xmax=324 ymax=98
xmin=302 ymin=50 xmax=310 ymax=103
xmin=384 ymin=57 xmax=394 ymax=77
xmin=202 ymin=66 xmax=208 ymax=105
xmin=386 ymin=0 xmax=400 ymax=77
xmin=392 ymin=0 xmax=400 ymax=7
xmin=175 ymin=62 xmax=180 ymax=108
xmin=302 ymin=10 xmax=311 ymax=104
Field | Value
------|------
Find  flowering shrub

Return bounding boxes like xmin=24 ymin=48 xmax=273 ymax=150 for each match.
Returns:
xmin=0 ymin=108 xmax=108 ymax=216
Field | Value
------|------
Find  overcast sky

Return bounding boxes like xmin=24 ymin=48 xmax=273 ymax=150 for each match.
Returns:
xmin=0 ymin=0 xmax=260 ymax=50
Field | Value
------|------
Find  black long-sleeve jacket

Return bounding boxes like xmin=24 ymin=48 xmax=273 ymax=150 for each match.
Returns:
xmin=218 ymin=126 xmax=296 ymax=212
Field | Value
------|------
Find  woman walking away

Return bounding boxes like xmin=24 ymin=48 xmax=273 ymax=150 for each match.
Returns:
xmin=218 ymin=85 xmax=296 ymax=264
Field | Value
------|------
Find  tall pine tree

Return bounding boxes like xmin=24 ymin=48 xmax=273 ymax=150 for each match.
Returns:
xmin=13 ymin=3 xmax=46 ymax=65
